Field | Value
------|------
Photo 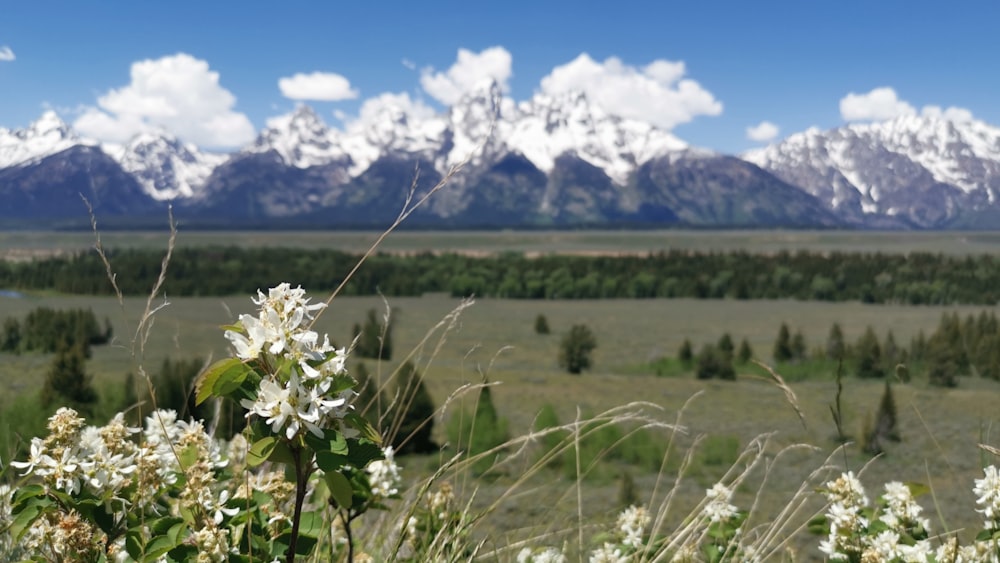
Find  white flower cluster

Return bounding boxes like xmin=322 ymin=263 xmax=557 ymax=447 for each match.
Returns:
xmin=11 ymin=408 xmax=139 ymax=498
xmin=517 ymin=546 xmax=567 ymax=563
xmin=975 ymin=464 xmax=1000 ymax=530
xmin=818 ymin=472 xmax=871 ymax=560
xmin=703 ymin=483 xmax=738 ymax=523
xmin=588 ymin=505 xmax=651 ymax=562
xmin=226 ymin=283 xmax=355 ymax=440
xmin=366 ymin=446 xmax=402 ymax=499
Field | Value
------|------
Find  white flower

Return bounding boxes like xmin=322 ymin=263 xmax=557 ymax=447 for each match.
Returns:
xmin=616 ymin=505 xmax=649 ymax=549
xmin=975 ymin=465 xmax=1000 ymax=527
xmin=10 ymin=437 xmax=49 ymax=475
xmin=589 ymin=542 xmax=628 ymax=563
xmin=703 ymin=482 xmax=738 ymax=523
xmin=519 ymin=547 xmax=567 ymax=563
xmin=366 ymin=446 xmax=402 ymax=499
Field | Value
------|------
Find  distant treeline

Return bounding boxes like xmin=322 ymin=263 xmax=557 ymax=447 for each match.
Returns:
xmin=1 ymin=307 xmax=112 ymax=354
xmin=3 ymin=246 xmax=1000 ymax=304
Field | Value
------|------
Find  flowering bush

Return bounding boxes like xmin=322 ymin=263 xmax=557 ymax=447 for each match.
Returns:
xmin=4 ymin=283 xmax=396 ymax=562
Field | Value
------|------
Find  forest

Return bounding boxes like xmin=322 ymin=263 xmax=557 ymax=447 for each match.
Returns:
xmin=2 ymin=245 xmax=1000 ymax=304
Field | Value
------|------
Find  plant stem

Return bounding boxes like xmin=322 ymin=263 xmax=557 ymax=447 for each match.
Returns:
xmin=340 ymin=509 xmax=355 ymax=562
xmin=287 ymin=445 xmax=308 ymax=563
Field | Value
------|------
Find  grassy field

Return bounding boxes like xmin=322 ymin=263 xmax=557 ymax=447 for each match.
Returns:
xmin=3 ymin=292 xmax=1000 ymax=557
xmin=6 ymin=228 xmax=1000 ymax=260
xmin=5 ymin=228 xmax=1000 ymax=558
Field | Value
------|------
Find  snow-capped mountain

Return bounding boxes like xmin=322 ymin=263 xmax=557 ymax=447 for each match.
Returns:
xmin=743 ymin=114 xmax=1000 ymax=227
xmin=110 ymin=132 xmax=227 ymax=200
xmin=0 ymin=111 xmax=96 ymax=169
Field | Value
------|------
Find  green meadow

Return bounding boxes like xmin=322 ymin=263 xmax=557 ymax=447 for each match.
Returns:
xmin=5 ymin=230 xmax=1000 ymax=558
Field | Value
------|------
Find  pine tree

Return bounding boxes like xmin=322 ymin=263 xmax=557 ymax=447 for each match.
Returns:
xmin=40 ymin=341 xmax=98 ymax=415
xmin=718 ymin=333 xmax=735 ymax=361
xmin=773 ymin=323 xmax=793 ymax=362
xmin=855 ymin=326 xmax=884 ymax=379
xmin=532 ymin=404 xmax=566 ymax=468
xmin=826 ymin=322 xmax=846 ymax=360
xmin=678 ymin=338 xmax=694 ymax=366
xmin=559 ymin=324 xmax=597 ymax=374
xmin=391 ymin=361 xmax=437 ymax=455
xmin=791 ymin=329 xmax=808 ymax=362
xmin=865 ymin=381 xmax=900 ymax=455
xmin=353 ymin=308 xmax=393 ymax=360
xmin=534 ymin=314 xmax=550 ymax=335
xmin=1 ymin=317 xmax=21 ymax=353
xmin=696 ymin=344 xmax=735 ymax=380
xmin=736 ymin=338 xmax=753 ymax=364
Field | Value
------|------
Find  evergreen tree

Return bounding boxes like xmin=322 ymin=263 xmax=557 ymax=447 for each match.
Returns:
xmin=865 ymin=381 xmax=900 ymax=455
xmin=532 ymin=404 xmax=566 ymax=468
xmin=696 ymin=344 xmax=735 ymax=380
xmin=736 ymin=338 xmax=753 ymax=364
xmin=718 ymin=333 xmax=735 ymax=361
xmin=678 ymin=338 xmax=694 ymax=366
xmin=391 ymin=361 xmax=437 ymax=455
xmin=925 ymin=313 xmax=966 ymax=387
xmin=559 ymin=324 xmax=597 ymax=374
xmin=40 ymin=341 xmax=98 ymax=415
xmin=449 ymin=385 xmax=509 ymax=474
xmin=353 ymin=362 xmax=387 ymax=429
xmin=826 ymin=322 xmax=846 ymax=360
xmin=353 ymin=308 xmax=393 ymax=360
xmin=791 ymin=329 xmax=807 ymax=362
xmin=534 ymin=314 xmax=550 ymax=335
xmin=855 ymin=326 xmax=884 ymax=379
xmin=773 ymin=323 xmax=793 ymax=362
xmin=1 ymin=317 xmax=21 ymax=353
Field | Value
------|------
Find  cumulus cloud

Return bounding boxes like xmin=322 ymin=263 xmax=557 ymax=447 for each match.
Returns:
xmin=420 ymin=46 xmax=512 ymax=105
xmin=0 ymin=46 xmax=14 ymax=61
xmin=278 ymin=71 xmax=358 ymax=101
xmin=746 ymin=121 xmax=779 ymax=142
xmin=539 ymin=53 xmax=722 ymax=130
xmin=344 ymin=92 xmax=435 ymax=131
xmin=73 ymin=53 xmax=255 ymax=148
xmin=921 ymin=105 xmax=975 ymax=122
xmin=839 ymin=87 xmax=916 ymax=121
xmin=840 ymin=87 xmax=977 ymax=124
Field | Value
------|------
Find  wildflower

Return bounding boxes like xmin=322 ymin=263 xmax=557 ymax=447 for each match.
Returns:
xmin=703 ymin=482 xmax=738 ymax=523
xmin=366 ymin=446 xmax=403 ymax=499
xmin=518 ymin=547 xmax=567 ymax=563
xmin=824 ymin=471 xmax=869 ymax=509
xmin=974 ymin=465 xmax=1000 ymax=528
xmin=616 ymin=505 xmax=650 ymax=549
xmin=589 ymin=543 xmax=627 ymax=563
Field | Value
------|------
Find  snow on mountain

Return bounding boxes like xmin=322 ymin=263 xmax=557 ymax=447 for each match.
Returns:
xmin=507 ymin=89 xmax=687 ymax=185
xmin=246 ymin=81 xmax=687 ymax=187
xmin=743 ymin=114 xmax=1000 ymax=225
xmin=0 ymin=111 xmax=96 ymax=168
xmin=109 ymin=132 xmax=227 ymax=200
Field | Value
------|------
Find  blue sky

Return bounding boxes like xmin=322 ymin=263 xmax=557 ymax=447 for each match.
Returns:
xmin=1 ymin=0 xmax=997 ymax=154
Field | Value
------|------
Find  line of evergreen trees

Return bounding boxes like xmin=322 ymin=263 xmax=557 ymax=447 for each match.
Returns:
xmin=1 ymin=307 xmax=112 ymax=354
xmin=675 ymin=310 xmax=1000 ymax=387
xmin=5 ymin=246 xmax=1000 ymax=304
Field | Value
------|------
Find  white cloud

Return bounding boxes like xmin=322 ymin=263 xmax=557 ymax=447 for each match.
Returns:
xmin=401 ymin=58 xmax=416 ymax=71
xmin=539 ymin=53 xmax=722 ymax=130
xmin=73 ymin=53 xmax=255 ymax=148
xmin=921 ymin=105 xmax=975 ymax=122
xmin=839 ymin=87 xmax=916 ymax=121
xmin=342 ymin=92 xmax=436 ymax=136
xmin=746 ymin=121 xmax=779 ymax=142
xmin=420 ymin=46 xmax=512 ymax=105
xmin=0 ymin=46 xmax=14 ymax=61
xmin=278 ymin=71 xmax=358 ymax=101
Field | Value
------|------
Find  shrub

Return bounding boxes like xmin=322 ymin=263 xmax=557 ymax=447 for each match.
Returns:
xmin=558 ymin=323 xmax=597 ymax=374
xmin=534 ymin=313 xmax=550 ymax=335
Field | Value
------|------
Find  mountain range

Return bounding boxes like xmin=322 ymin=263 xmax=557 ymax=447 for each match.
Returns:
xmin=2 ymin=80 xmax=1000 ymax=229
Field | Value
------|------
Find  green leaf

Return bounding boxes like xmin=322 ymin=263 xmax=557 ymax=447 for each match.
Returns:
xmin=346 ymin=438 xmax=383 ymax=469
xmin=9 ymin=499 xmax=45 ymax=543
xmin=142 ymin=534 xmax=182 ymax=562
xmin=324 ymin=470 xmax=354 ymax=509
xmin=345 ymin=412 xmax=382 ymax=445
xmin=297 ymin=511 xmax=324 ymax=538
xmin=315 ymin=451 xmax=349 ymax=472
xmin=247 ymin=437 xmax=278 ymax=467
xmin=195 ymin=357 xmax=249 ymax=405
